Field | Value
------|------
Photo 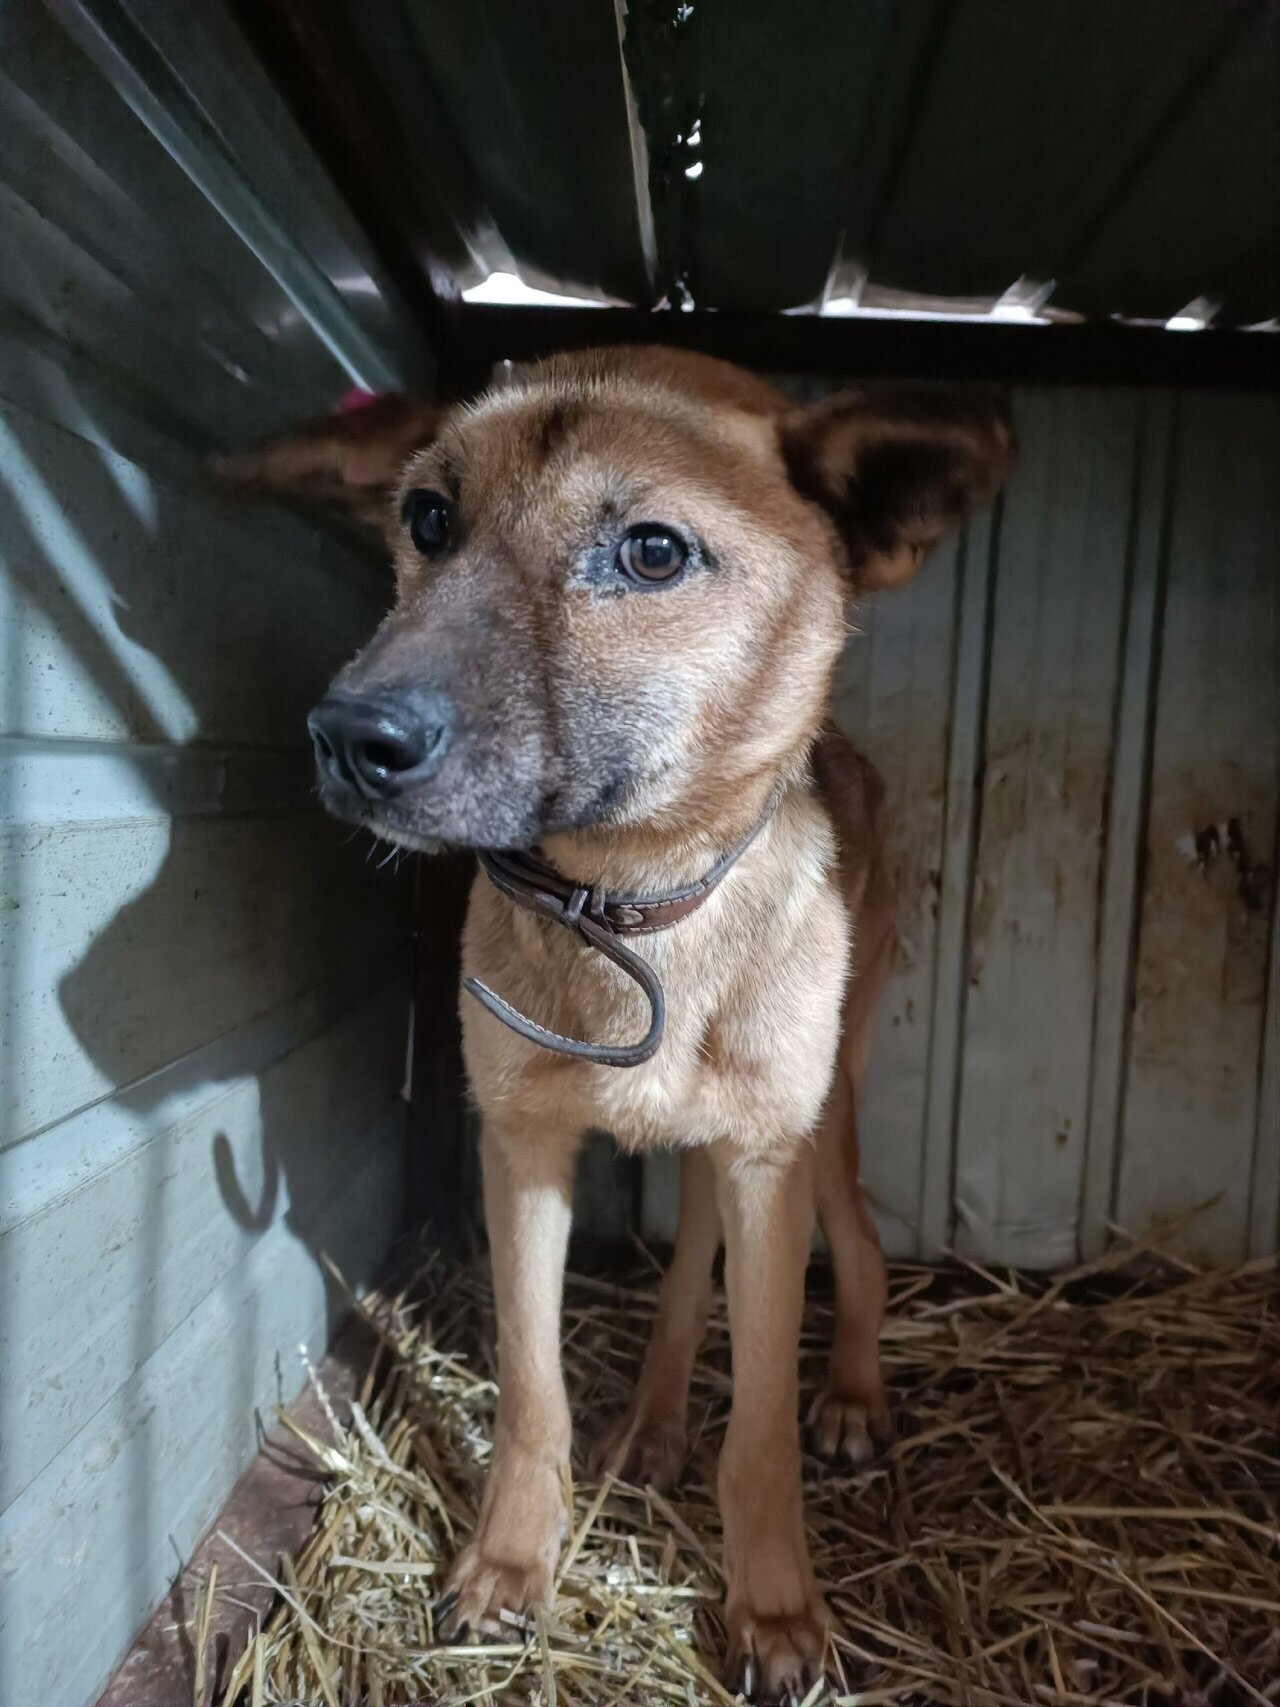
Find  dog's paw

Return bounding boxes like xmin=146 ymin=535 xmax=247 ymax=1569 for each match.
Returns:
xmin=435 ymin=1543 xmax=555 ymax=1641
xmin=807 ymin=1382 xmax=891 ymax=1467
xmin=589 ymin=1410 xmax=688 ymax=1490
xmin=725 ymin=1594 xmax=829 ymax=1703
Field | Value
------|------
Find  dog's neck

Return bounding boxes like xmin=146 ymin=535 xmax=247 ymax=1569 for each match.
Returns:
xmin=538 ymin=753 xmax=809 ymax=897
xmin=467 ymin=746 xmax=820 ymax=1067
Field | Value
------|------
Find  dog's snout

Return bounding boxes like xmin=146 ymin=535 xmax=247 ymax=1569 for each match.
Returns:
xmin=308 ymin=690 xmax=451 ymax=800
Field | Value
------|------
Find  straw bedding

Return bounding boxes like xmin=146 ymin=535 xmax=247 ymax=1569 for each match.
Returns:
xmin=215 ymin=1240 xmax=1280 ymax=1706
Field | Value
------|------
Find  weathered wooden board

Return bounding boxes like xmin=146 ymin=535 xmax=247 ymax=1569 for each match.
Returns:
xmin=635 ymin=382 xmax=1278 ymax=1268
xmin=833 ymin=540 xmax=962 ymax=1257
xmin=1077 ymin=393 xmax=1179 ymax=1259
xmin=1 ymin=806 xmax=406 ymax=1145
xmin=0 ymin=404 xmax=385 ymax=750
xmin=952 ymin=390 xmax=1137 ymax=1266
xmin=0 ymin=1117 xmax=404 ymax=1707
xmin=1252 ymin=865 xmax=1280 ymax=1258
xmin=0 ymin=12 xmax=423 ymax=1706
xmin=1 ymin=987 xmax=406 ymax=1511
xmin=916 ymin=507 xmax=995 ymax=1255
xmin=1116 ymin=392 xmax=1279 ymax=1260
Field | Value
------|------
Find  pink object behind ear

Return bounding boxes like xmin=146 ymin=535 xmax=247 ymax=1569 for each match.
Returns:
xmin=337 ymin=387 xmax=385 ymax=414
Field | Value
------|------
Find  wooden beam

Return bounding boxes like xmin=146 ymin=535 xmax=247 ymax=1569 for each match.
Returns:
xmin=454 ymin=305 xmax=1280 ymax=391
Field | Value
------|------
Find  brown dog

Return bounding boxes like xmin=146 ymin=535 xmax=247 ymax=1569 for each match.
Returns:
xmin=223 ymin=348 xmax=1014 ymax=1696
xmin=592 ymin=723 xmax=900 ymax=1502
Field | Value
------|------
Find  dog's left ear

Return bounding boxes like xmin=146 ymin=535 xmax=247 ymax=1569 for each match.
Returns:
xmin=211 ymin=392 xmax=440 ymax=532
xmin=780 ymin=384 xmax=1017 ymax=590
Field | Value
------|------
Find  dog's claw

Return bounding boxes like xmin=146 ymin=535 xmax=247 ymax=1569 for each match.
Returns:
xmin=725 ymin=1597 xmax=829 ymax=1702
xmin=438 ymin=1540 xmax=556 ymax=1642
xmin=433 ymin=1588 xmax=465 ymax=1641
xmin=807 ymin=1383 xmax=891 ymax=1467
xmin=589 ymin=1411 xmax=688 ymax=1491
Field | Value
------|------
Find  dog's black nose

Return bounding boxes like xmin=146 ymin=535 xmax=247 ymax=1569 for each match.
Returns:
xmin=308 ymin=690 xmax=451 ymax=800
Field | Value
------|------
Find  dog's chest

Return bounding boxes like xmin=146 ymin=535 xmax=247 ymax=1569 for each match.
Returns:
xmin=460 ymin=859 xmax=846 ymax=1154
xmin=464 ymin=913 xmax=734 ymax=1147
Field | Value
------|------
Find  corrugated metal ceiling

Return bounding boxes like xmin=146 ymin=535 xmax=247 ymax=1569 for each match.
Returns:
xmin=314 ymin=0 xmax=1278 ymax=329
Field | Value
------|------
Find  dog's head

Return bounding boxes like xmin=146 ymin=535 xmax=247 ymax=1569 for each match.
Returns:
xmin=224 ymin=348 xmax=1014 ymax=852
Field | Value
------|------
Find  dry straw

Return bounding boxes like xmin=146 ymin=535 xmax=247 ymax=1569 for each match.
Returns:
xmin=216 ymin=1240 xmax=1279 ymax=1705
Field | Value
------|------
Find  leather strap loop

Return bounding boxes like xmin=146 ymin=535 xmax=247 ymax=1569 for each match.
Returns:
xmin=464 ymin=915 xmax=666 ymax=1068
xmin=464 ymin=785 xmax=783 ymax=1067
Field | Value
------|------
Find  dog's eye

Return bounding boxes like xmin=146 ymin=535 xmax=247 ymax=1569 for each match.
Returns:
xmin=617 ymin=526 xmax=687 ymax=585
xmin=401 ymin=489 xmax=452 ymax=556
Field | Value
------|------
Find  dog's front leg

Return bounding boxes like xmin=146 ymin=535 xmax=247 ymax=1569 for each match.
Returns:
xmin=589 ymin=1146 xmax=721 ymax=1490
xmin=439 ymin=1121 xmax=579 ymax=1637
xmin=714 ymin=1142 xmax=827 ymax=1698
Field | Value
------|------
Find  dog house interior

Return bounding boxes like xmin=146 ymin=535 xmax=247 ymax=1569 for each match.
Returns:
xmin=2 ymin=3 xmax=1277 ymax=1704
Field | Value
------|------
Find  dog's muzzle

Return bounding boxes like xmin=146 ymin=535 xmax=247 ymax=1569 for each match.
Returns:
xmin=309 ymin=689 xmax=452 ymax=801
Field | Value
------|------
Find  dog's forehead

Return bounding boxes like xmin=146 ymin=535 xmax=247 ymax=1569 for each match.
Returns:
xmin=420 ymin=371 xmax=781 ymax=499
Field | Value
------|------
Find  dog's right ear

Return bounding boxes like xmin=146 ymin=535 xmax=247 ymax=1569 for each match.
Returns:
xmin=211 ymin=392 xmax=440 ymax=532
xmin=780 ymin=384 xmax=1017 ymax=590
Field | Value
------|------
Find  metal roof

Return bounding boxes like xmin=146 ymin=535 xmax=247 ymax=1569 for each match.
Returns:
xmin=247 ymin=0 xmax=1279 ymax=334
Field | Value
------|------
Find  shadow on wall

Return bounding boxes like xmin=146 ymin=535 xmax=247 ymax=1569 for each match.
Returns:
xmin=0 ymin=387 xmax=410 ymax=1676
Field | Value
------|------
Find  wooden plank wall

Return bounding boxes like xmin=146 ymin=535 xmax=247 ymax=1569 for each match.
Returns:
xmin=0 ymin=9 xmax=430 ymax=1705
xmin=643 ymin=381 xmax=1279 ymax=1268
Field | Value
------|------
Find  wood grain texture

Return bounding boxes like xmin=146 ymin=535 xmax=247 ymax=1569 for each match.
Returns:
xmin=1 ymin=987 xmax=406 ymax=1511
xmin=833 ymin=540 xmax=961 ymax=1257
xmin=952 ymin=390 xmax=1136 ymax=1265
xmin=0 ymin=13 xmax=421 ymax=1706
xmin=631 ymin=381 xmax=1278 ymax=1268
xmin=0 ymin=1119 xmax=404 ymax=1707
xmin=1116 ymin=392 xmax=1279 ymax=1260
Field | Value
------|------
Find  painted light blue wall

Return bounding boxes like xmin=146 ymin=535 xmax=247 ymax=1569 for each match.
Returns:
xmin=0 ymin=6 xmax=431 ymax=1704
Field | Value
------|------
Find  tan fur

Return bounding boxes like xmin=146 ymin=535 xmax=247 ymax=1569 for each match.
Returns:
xmin=221 ymin=347 xmax=1015 ymax=1697
xmin=596 ymin=725 xmax=898 ymax=1498
xmin=213 ymin=394 xmax=439 ymax=532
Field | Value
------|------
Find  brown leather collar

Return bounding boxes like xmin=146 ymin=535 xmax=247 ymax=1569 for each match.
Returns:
xmin=464 ymin=786 xmax=784 ymax=1067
